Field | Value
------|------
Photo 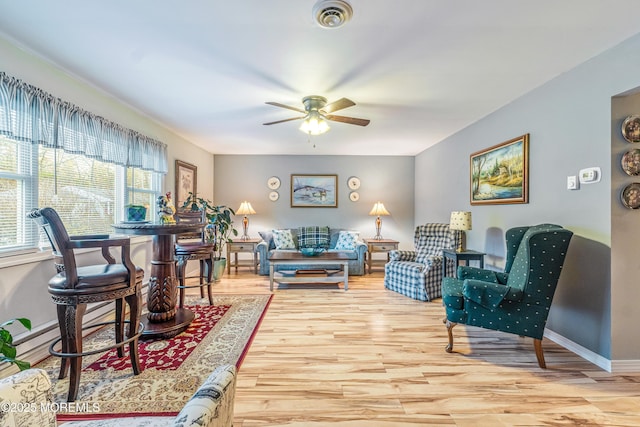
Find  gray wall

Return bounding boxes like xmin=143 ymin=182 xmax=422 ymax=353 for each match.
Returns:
xmin=213 ymin=155 xmax=415 ymax=249
xmin=415 ymin=33 xmax=640 ymax=362
xmin=611 ymin=91 xmax=640 ymax=361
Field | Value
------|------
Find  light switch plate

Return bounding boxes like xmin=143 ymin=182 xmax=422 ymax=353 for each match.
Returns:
xmin=567 ymin=176 xmax=578 ymax=190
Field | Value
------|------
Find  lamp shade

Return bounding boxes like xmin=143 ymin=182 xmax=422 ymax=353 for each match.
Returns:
xmin=236 ymin=201 xmax=256 ymax=215
xmin=369 ymin=202 xmax=390 ymax=216
xmin=449 ymin=211 xmax=472 ymax=231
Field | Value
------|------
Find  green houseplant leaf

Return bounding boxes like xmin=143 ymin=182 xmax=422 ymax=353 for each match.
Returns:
xmin=181 ymin=192 xmax=238 ymax=260
xmin=0 ymin=317 xmax=32 ymax=370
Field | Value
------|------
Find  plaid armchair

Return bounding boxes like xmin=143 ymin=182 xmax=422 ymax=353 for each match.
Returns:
xmin=384 ymin=223 xmax=461 ymax=301
xmin=442 ymin=224 xmax=573 ymax=368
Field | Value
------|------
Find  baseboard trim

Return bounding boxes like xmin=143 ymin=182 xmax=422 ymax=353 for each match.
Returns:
xmin=544 ymin=328 xmax=612 ymax=371
xmin=609 ymin=359 xmax=640 ymax=373
xmin=545 ymin=328 xmax=640 ymax=373
xmin=1 ymin=284 xmax=150 ymax=378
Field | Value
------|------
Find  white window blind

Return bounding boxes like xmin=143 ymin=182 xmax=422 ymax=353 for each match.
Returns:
xmin=0 ymin=71 xmax=167 ymax=253
xmin=0 ymin=134 xmax=161 ymax=253
xmin=0 ymin=136 xmax=36 ymax=250
xmin=38 ymin=147 xmax=117 ymax=236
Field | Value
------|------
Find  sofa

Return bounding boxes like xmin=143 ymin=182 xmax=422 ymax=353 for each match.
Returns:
xmin=0 ymin=365 xmax=236 ymax=427
xmin=256 ymin=226 xmax=367 ymax=276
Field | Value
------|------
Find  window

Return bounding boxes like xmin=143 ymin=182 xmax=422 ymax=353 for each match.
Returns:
xmin=0 ymin=136 xmax=34 ymax=250
xmin=0 ymin=71 xmax=168 ymax=254
xmin=127 ymin=167 xmax=160 ymax=220
xmin=0 ymin=135 xmax=161 ymax=253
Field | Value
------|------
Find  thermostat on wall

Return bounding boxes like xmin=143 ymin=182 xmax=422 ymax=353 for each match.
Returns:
xmin=579 ymin=167 xmax=601 ymax=184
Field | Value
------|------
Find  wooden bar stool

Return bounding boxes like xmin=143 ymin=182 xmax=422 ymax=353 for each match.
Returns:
xmin=174 ymin=210 xmax=215 ymax=308
xmin=28 ymin=207 xmax=144 ymax=401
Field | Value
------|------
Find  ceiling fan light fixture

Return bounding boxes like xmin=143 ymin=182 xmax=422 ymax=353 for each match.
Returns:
xmin=313 ymin=0 xmax=353 ymax=29
xmin=299 ymin=110 xmax=330 ymax=135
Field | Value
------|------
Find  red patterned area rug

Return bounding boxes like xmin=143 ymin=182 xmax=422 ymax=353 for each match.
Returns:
xmin=34 ymin=294 xmax=271 ymax=419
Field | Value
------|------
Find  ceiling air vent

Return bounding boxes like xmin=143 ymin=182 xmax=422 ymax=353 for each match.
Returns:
xmin=313 ymin=0 xmax=353 ymax=29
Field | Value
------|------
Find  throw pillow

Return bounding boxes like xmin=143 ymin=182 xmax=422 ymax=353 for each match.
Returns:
xmin=297 ymin=226 xmax=330 ymax=249
xmin=272 ymin=229 xmax=296 ymax=249
xmin=334 ymin=230 xmax=360 ymax=250
xmin=258 ymin=230 xmax=275 ymax=250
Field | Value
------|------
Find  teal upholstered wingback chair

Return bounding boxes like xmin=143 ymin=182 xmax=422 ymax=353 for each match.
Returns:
xmin=442 ymin=224 xmax=573 ymax=368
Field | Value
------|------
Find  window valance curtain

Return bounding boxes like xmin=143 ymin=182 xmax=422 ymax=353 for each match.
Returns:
xmin=0 ymin=71 xmax=168 ymax=173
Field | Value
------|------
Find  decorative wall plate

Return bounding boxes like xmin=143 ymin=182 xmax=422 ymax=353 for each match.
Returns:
xmin=621 ymin=182 xmax=640 ymax=209
xmin=269 ymin=191 xmax=279 ymax=201
xmin=349 ymin=191 xmax=359 ymax=202
xmin=267 ymin=176 xmax=281 ymax=190
xmin=622 ymin=115 xmax=640 ymax=143
xmin=621 ymin=149 xmax=640 ymax=176
xmin=347 ymin=176 xmax=361 ymax=190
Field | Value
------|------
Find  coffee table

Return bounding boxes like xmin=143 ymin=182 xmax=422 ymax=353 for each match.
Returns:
xmin=268 ymin=252 xmax=350 ymax=291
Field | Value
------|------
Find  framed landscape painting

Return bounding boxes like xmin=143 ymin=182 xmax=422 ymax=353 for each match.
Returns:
xmin=175 ymin=160 xmax=197 ymax=208
xmin=470 ymin=134 xmax=529 ymax=205
xmin=291 ymin=174 xmax=338 ymax=208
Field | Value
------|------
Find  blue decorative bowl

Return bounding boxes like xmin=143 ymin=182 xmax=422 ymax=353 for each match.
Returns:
xmin=300 ymin=247 xmax=325 ymax=257
xmin=126 ymin=205 xmax=147 ymax=221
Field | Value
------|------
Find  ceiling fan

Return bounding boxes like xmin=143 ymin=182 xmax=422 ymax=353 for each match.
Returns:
xmin=263 ymin=95 xmax=370 ymax=135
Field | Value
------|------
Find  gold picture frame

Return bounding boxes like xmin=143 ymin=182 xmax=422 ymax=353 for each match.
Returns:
xmin=470 ymin=134 xmax=529 ymax=205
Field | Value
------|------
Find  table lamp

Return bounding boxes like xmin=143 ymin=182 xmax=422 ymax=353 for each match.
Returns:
xmin=236 ymin=201 xmax=256 ymax=240
xmin=449 ymin=211 xmax=472 ymax=252
xmin=369 ymin=201 xmax=390 ymax=240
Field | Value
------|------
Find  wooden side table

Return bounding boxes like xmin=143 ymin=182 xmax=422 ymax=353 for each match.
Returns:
xmin=363 ymin=238 xmax=399 ymax=274
xmin=226 ymin=238 xmax=261 ymax=274
xmin=442 ymin=248 xmax=486 ymax=278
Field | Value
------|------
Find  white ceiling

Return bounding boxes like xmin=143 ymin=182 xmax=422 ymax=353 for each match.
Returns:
xmin=1 ymin=1 xmax=640 ymax=156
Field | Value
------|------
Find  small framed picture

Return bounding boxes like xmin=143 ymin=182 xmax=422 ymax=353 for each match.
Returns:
xmin=175 ymin=160 xmax=197 ymax=208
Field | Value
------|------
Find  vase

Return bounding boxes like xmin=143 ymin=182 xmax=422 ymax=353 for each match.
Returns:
xmin=213 ymin=258 xmax=226 ymax=282
xmin=126 ymin=205 xmax=147 ymax=221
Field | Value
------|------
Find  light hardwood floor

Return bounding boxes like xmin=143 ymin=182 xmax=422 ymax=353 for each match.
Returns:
xmin=205 ymin=270 xmax=640 ymax=426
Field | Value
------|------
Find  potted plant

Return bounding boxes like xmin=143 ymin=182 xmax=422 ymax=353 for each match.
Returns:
xmin=181 ymin=192 xmax=237 ymax=280
xmin=1 ymin=318 xmax=32 ymax=371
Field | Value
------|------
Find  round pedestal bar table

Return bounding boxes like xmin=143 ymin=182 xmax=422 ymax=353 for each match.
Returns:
xmin=112 ymin=221 xmax=204 ymax=339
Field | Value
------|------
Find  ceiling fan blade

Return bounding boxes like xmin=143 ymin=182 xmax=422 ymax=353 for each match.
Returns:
xmin=265 ymin=101 xmax=306 ymax=114
xmin=263 ymin=116 xmax=306 ymax=125
xmin=325 ymin=114 xmax=370 ymax=127
xmin=322 ymin=98 xmax=355 ymax=114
